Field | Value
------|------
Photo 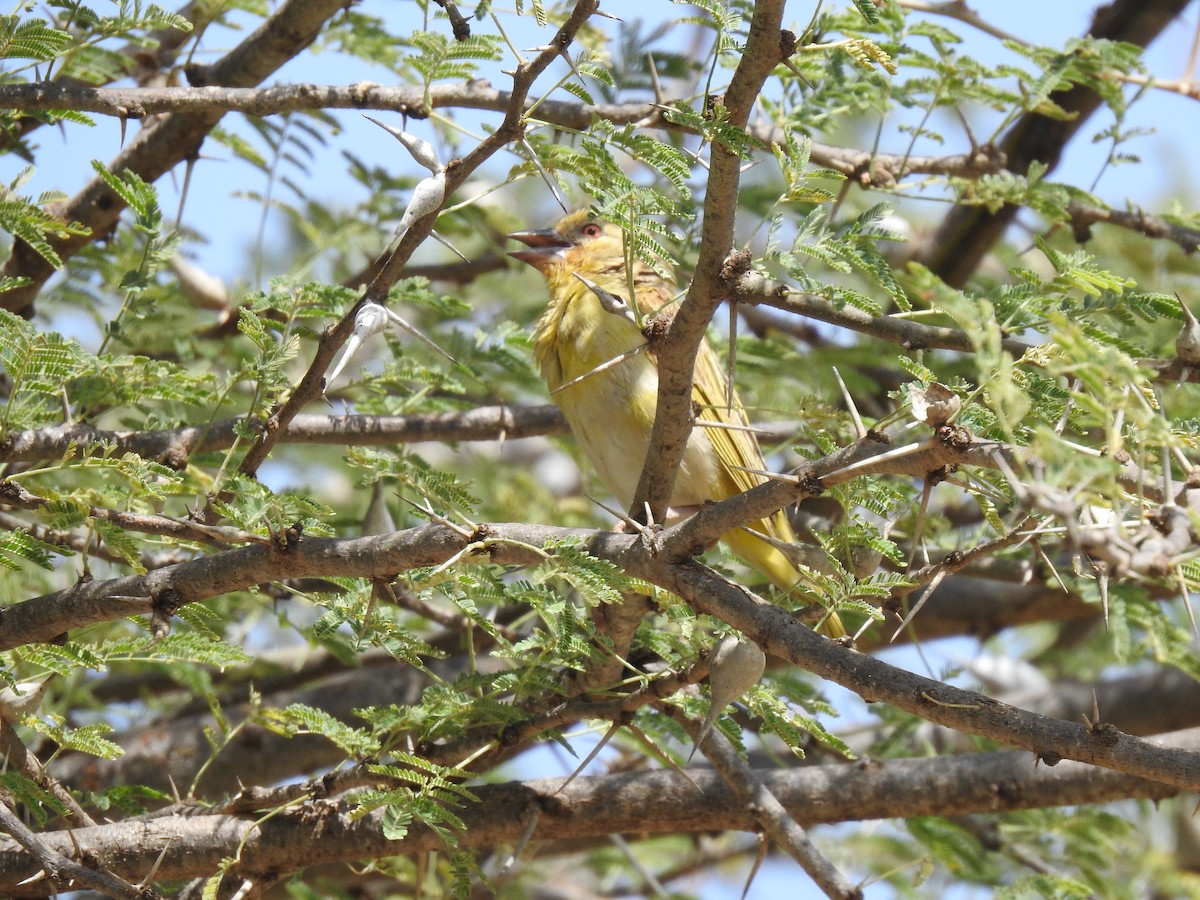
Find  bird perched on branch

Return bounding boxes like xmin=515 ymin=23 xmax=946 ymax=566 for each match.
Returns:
xmin=509 ymin=211 xmax=843 ymax=637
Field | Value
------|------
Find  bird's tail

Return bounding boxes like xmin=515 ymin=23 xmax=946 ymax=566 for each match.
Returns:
xmin=722 ymin=524 xmax=847 ymax=639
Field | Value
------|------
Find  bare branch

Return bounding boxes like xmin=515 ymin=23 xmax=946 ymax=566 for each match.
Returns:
xmin=730 ymin=269 xmax=1033 ymax=356
xmin=1068 ymin=200 xmax=1200 ymax=254
xmin=686 ymin=709 xmax=857 ymax=899
xmin=0 ymin=406 xmax=567 ymax=466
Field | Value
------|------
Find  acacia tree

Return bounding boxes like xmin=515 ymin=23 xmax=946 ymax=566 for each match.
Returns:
xmin=1 ymin=0 xmax=1200 ymax=896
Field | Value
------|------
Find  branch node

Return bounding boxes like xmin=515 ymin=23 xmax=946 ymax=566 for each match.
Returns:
xmin=926 ymin=463 xmax=958 ymax=486
xmin=865 ymin=428 xmax=890 ymax=444
xmin=1088 ymin=720 xmax=1122 ymax=745
xmin=719 ymin=248 xmax=754 ymax=285
xmin=150 ymin=587 xmax=185 ymax=639
xmin=935 ymin=423 xmax=973 ymax=452
xmin=779 ymin=29 xmax=797 ymax=59
xmin=641 ymin=308 xmax=673 ymax=344
xmin=799 ymin=471 xmax=825 ymax=496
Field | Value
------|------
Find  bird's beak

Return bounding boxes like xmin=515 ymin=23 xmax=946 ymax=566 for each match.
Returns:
xmin=508 ymin=228 xmax=571 ymax=272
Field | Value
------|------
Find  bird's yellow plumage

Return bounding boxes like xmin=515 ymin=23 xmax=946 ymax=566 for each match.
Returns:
xmin=510 ymin=212 xmax=843 ymax=637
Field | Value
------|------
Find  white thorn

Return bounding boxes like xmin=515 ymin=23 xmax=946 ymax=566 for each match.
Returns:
xmin=429 ymin=229 xmax=470 ymax=262
xmin=396 ymin=171 xmax=447 ymax=236
xmin=326 ymin=302 xmax=390 ymax=387
xmin=364 ymin=115 xmax=443 ymax=173
xmin=382 ymin=306 xmax=461 ymax=366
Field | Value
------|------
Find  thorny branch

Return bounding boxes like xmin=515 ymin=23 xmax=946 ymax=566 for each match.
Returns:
xmin=0 ymin=726 xmax=1191 ymax=894
xmin=2 ymin=81 xmax=1197 ymax=254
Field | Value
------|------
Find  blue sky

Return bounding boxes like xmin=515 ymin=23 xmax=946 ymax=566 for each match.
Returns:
xmin=6 ymin=1 xmax=1199 ymax=294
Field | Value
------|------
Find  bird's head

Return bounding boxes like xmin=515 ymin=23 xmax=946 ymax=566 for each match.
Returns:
xmin=507 ymin=210 xmax=625 ymax=278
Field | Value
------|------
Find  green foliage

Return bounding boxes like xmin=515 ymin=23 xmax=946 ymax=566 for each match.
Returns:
xmin=354 ymin=754 xmax=478 ymax=848
xmin=0 ymin=772 xmax=68 ymax=826
xmin=261 ymin=703 xmax=380 ymax=757
xmin=0 ymin=308 xmax=87 ymax=431
xmin=0 ymin=169 xmax=91 ymax=269
xmin=0 ymin=527 xmax=58 ymax=571
xmin=405 ymin=30 xmax=503 ymax=87
xmin=347 ymin=447 xmax=480 ymax=516
xmin=1 ymin=0 xmax=1198 ymax=896
xmin=25 ymin=712 xmax=123 ymax=760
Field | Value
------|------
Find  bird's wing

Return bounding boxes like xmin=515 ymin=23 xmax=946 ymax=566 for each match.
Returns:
xmin=691 ymin=340 xmax=796 ymax=544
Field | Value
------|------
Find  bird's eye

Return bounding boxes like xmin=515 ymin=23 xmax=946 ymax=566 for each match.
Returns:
xmin=581 ymin=222 xmax=602 ymax=239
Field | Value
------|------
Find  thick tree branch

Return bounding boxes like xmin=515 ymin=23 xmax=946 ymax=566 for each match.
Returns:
xmin=0 ymin=795 xmax=150 ymax=899
xmin=0 ymin=82 xmax=1006 ymax=182
xmin=668 ymin=562 xmax=1200 ymax=792
xmin=0 ymin=738 xmax=1189 ymax=894
xmin=2 ymin=421 xmax=1177 ymax=650
xmin=6 ymin=512 xmax=1200 ymax=791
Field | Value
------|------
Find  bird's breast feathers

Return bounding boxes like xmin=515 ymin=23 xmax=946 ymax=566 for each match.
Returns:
xmin=534 ymin=279 xmax=719 ymax=509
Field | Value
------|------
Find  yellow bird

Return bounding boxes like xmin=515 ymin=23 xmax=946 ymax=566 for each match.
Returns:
xmin=509 ymin=211 xmax=843 ymax=637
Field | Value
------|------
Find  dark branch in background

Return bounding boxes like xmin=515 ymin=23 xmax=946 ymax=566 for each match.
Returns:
xmin=0 ymin=0 xmax=350 ymax=316
xmin=0 ymin=733 xmax=1189 ymax=894
xmin=918 ymin=0 xmax=1193 ymax=287
xmin=431 ymin=0 xmax=470 ymax=41
xmin=344 ymin=252 xmax=509 ymax=289
xmin=51 ymin=660 xmax=481 ymax=798
xmin=52 ymin=653 xmax=708 ymax=799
